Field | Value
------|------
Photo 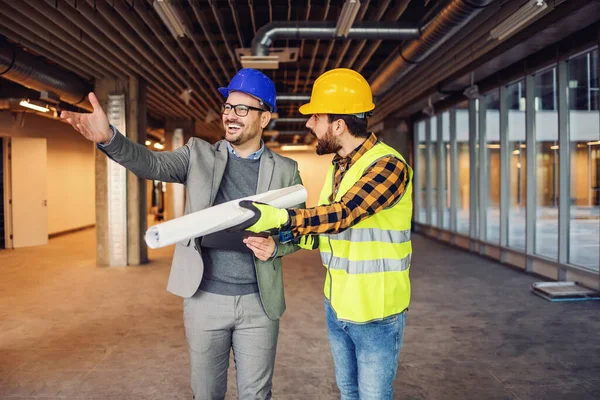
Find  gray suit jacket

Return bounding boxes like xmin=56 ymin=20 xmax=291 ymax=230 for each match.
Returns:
xmin=99 ymin=131 xmax=302 ymax=320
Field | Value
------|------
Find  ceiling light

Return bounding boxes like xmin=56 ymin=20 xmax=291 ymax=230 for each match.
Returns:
xmin=280 ymin=144 xmax=312 ymax=151
xmin=19 ymin=100 xmax=49 ymax=113
xmin=490 ymin=0 xmax=548 ymax=41
xmin=587 ymin=140 xmax=600 ymax=146
xmin=153 ymin=0 xmax=187 ymax=39
xmin=145 ymin=140 xmax=152 ymax=146
xmin=335 ymin=0 xmax=361 ymax=38
xmin=240 ymin=55 xmax=279 ymax=70
xmin=154 ymin=142 xmax=165 ymax=150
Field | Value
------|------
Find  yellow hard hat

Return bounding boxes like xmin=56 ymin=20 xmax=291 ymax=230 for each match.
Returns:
xmin=299 ymin=68 xmax=375 ymax=115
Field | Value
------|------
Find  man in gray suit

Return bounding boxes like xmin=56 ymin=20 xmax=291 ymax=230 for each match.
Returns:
xmin=61 ymin=69 xmax=303 ymax=400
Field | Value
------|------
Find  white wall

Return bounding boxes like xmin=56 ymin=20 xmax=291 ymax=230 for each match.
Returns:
xmin=0 ymin=111 xmax=95 ymax=235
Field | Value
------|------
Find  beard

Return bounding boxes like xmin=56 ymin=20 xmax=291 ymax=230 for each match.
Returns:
xmin=313 ymin=126 xmax=341 ymax=155
xmin=225 ymin=118 xmax=261 ymax=147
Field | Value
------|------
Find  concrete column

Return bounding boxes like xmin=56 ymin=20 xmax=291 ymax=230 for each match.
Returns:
xmin=164 ymin=119 xmax=195 ymax=221
xmin=127 ymin=78 xmax=148 ymax=265
xmin=94 ymin=77 xmax=148 ymax=266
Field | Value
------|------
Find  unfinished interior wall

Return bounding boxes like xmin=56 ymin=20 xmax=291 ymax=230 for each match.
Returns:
xmin=0 ymin=111 xmax=95 ymax=236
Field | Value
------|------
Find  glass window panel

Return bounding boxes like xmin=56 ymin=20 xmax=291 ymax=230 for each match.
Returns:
xmin=442 ymin=111 xmax=451 ymax=230
xmin=535 ymin=67 xmax=559 ymax=260
xmin=430 ymin=116 xmax=438 ymax=226
xmin=417 ymin=121 xmax=427 ymax=223
xmin=568 ymin=49 xmax=600 ymax=271
xmin=456 ymin=101 xmax=470 ymax=234
xmin=485 ymin=90 xmax=500 ymax=244
xmin=507 ymin=80 xmax=527 ymax=251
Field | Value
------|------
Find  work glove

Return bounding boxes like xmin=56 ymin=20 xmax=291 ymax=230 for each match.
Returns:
xmin=232 ymin=201 xmax=290 ymax=233
xmin=297 ymin=235 xmax=319 ymax=250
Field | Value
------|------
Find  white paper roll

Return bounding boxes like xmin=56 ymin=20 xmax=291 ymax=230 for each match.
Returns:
xmin=144 ymin=184 xmax=307 ymax=249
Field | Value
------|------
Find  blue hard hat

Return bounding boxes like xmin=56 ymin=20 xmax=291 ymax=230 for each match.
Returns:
xmin=218 ymin=68 xmax=277 ymax=112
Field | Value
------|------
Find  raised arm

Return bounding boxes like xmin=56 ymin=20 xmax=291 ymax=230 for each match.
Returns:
xmin=61 ymin=93 xmax=190 ymax=184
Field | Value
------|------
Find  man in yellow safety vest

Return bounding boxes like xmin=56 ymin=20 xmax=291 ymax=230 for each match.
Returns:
xmin=234 ymin=68 xmax=413 ymax=400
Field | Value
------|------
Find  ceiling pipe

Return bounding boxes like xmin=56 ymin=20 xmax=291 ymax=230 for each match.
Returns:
xmin=355 ymin=0 xmax=413 ymax=73
xmin=0 ymin=24 xmax=98 ymax=80
xmin=251 ymin=21 xmax=421 ymax=57
xmin=0 ymin=38 xmax=92 ymax=109
xmin=0 ymin=0 xmax=113 ymax=80
xmin=277 ymin=94 xmax=311 ymax=102
xmin=369 ymin=0 xmax=497 ymax=97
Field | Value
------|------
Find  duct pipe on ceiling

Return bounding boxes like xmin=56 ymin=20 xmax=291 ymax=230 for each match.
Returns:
xmin=277 ymin=94 xmax=311 ymax=102
xmin=251 ymin=22 xmax=421 ymax=57
xmin=370 ymin=0 xmax=496 ymax=97
xmin=0 ymin=39 xmax=92 ymax=108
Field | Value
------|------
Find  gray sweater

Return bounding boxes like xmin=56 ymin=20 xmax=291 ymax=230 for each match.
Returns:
xmin=199 ymin=154 xmax=261 ymax=296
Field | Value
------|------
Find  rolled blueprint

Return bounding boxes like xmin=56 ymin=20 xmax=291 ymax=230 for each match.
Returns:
xmin=144 ymin=184 xmax=307 ymax=249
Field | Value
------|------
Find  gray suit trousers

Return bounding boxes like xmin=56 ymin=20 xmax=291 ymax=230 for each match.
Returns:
xmin=184 ymin=290 xmax=279 ymax=400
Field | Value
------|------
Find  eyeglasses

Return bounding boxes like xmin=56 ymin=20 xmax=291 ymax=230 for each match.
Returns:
xmin=221 ymin=103 xmax=267 ymax=117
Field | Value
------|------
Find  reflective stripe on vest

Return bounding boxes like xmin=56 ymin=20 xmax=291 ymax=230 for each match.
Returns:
xmin=328 ymin=228 xmax=411 ymax=243
xmin=321 ymin=252 xmax=411 ymax=274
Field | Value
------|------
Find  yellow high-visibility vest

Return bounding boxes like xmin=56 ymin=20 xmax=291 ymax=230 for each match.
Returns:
xmin=319 ymin=141 xmax=413 ymax=323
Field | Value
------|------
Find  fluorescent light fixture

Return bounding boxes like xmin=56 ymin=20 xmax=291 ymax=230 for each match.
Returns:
xmin=512 ymin=149 xmax=520 ymax=155
xmin=145 ymin=140 xmax=152 ymax=146
xmin=587 ymin=140 xmax=600 ymax=146
xmin=153 ymin=0 xmax=187 ymax=39
xmin=550 ymin=145 xmax=559 ymax=150
xmin=280 ymin=144 xmax=312 ymax=151
xmin=335 ymin=0 xmax=361 ymax=38
xmin=19 ymin=100 xmax=49 ymax=113
xmin=240 ymin=55 xmax=279 ymax=70
xmin=487 ymin=144 xmax=500 ymax=149
xmin=490 ymin=0 xmax=548 ymax=41
xmin=153 ymin=142 xmax=165 ymax=150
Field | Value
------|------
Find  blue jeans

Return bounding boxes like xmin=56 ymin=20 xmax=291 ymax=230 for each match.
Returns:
xmin=325 ymin=300 xmax=406 ymax=400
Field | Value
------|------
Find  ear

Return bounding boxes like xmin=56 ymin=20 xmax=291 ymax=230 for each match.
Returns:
xmin=260 ymin=111 xmax=272 ymax=129
xmin=332 ymin=118 xmax=346 ymax=137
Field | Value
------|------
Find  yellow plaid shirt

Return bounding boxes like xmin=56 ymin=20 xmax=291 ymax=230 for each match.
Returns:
xmin=287 ymin=133 xmax=410 ymax=236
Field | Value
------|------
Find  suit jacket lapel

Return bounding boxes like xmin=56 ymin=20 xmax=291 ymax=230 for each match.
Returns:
xmin=257 ymin=148 xmax=274 ymax=194
xmin=210 ymin=141 xmax=228 ymax=205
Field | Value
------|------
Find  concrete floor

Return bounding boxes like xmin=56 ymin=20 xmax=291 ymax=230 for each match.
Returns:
xmin=1 ymin=229 xmax=599 ymax=399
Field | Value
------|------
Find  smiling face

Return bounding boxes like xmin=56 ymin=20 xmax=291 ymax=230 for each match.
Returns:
xmin=222 ymin=91 xmax=270 ymax=148
xmin=305 ymin=114 xmax=342 ymax=155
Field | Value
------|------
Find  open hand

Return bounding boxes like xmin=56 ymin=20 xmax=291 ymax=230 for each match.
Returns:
xmin=243 ymin=235 xmax=276 ymax=261
xmin=60 ymin=92 xmax=114 ymax=144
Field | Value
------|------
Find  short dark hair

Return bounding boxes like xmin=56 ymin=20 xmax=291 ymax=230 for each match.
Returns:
xmin=327 ymin=114 xmax=369 ymax=138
